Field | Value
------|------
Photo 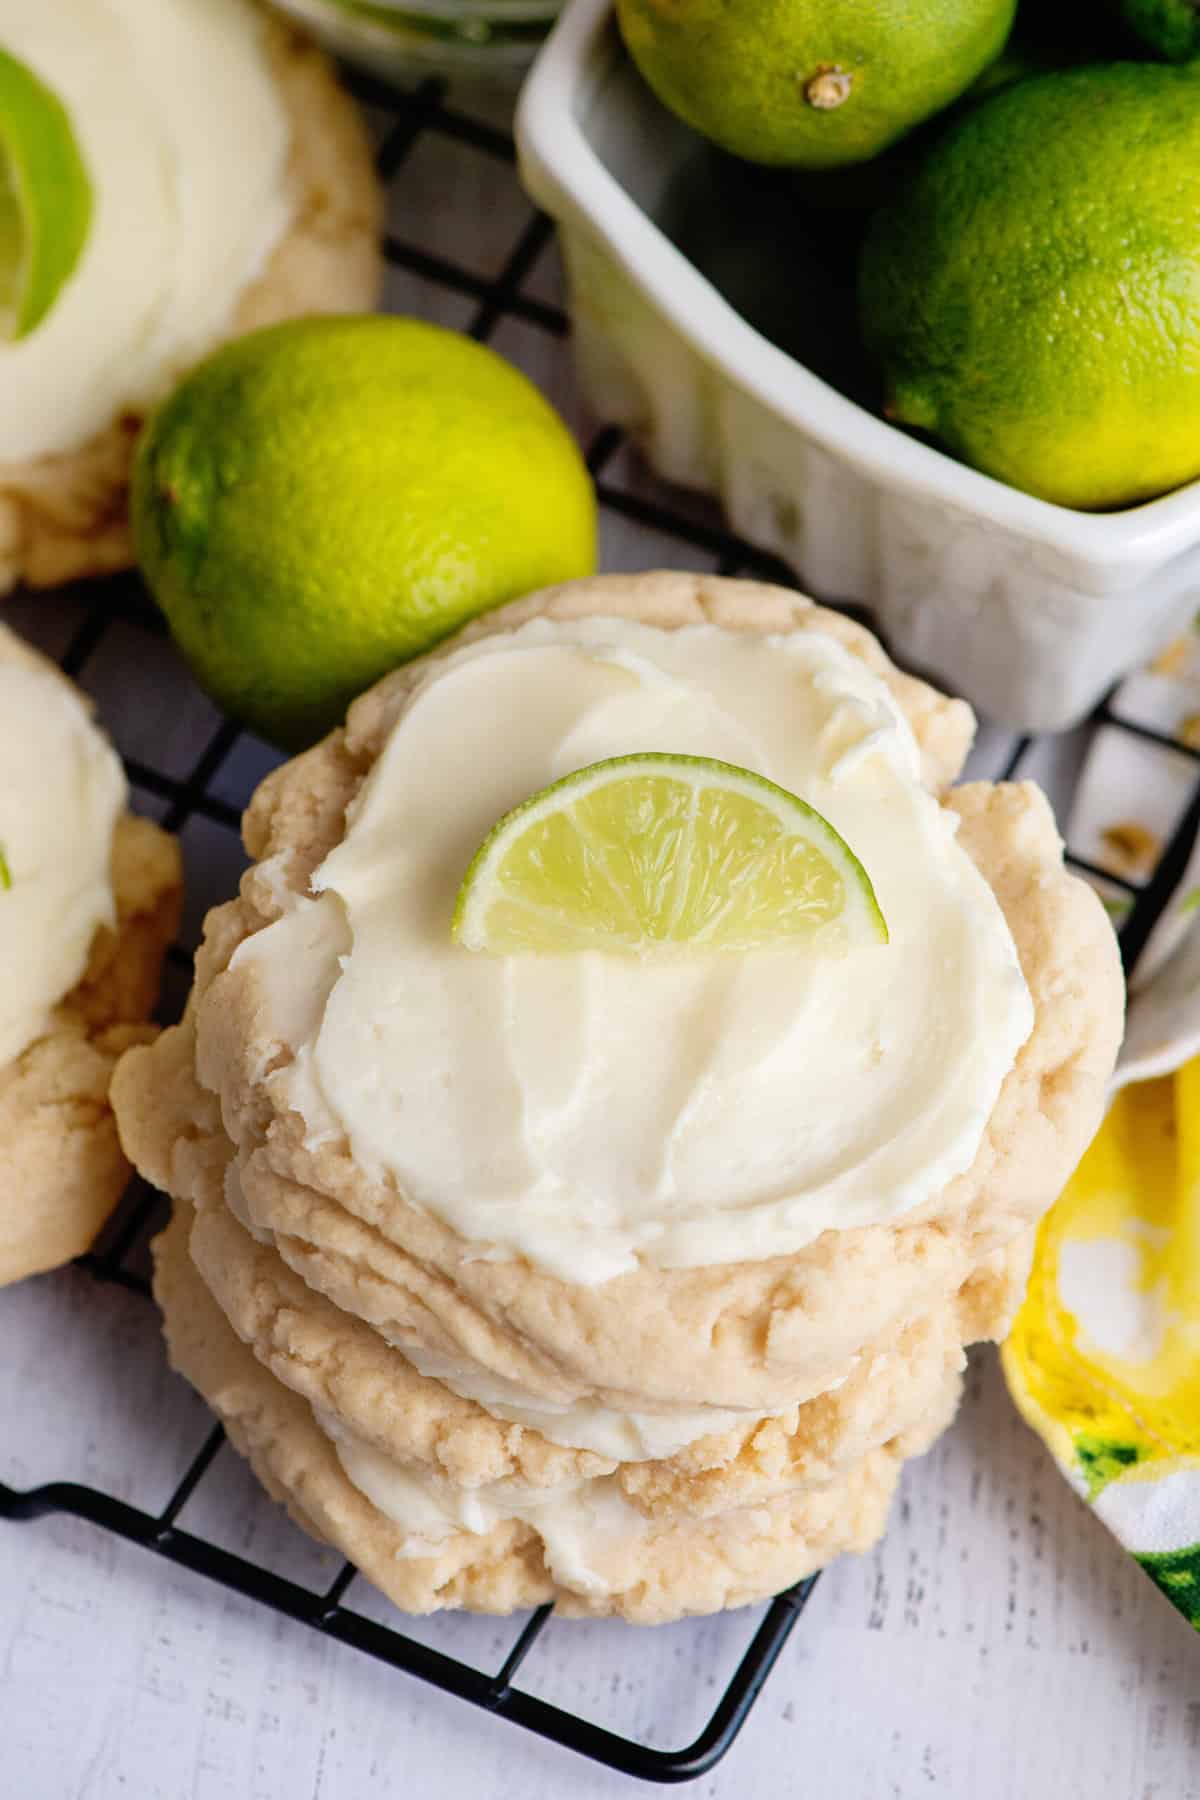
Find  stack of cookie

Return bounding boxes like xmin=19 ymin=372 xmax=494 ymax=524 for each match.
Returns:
xmin=114 ymin=574 xmax=1123 ymax=1622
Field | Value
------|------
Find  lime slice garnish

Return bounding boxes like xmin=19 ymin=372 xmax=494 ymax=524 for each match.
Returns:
xmin=452 ymin=753 xmax=888 ymax=955
xmin=0 ymin=46 xmax=92 ymax=341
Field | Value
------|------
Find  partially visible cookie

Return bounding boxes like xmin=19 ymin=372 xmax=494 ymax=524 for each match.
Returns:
xmin=0 ymin=21 xmax=383 ymax=595
xmin=0 ymin=631 xmax=182 ymax=1284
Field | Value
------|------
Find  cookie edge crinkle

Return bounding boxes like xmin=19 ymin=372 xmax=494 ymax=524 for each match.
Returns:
xmin=153 ymin=1197 xmax=933 ymax=1623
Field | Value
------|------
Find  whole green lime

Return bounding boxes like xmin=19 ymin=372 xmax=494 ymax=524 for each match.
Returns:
xmin=859 ymin=63 xmax=1200 ymax=510
xmin=1110 ymin=0 xmax=1200 ymax=60
xmin=133 ymin=317 xmax=597 ymax=748
xmin=614 ymin=0 xmax=1017 ymax=169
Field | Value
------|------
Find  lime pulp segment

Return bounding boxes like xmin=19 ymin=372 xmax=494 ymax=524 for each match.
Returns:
xmin=0 ymin=45 xmax=92 ymax=340
xmin=452 ymin=753 xmax=888 ymax=955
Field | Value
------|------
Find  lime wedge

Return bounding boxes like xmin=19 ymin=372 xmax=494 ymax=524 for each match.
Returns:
xmin=452 ymin=753 xmax=888 ymax=955
xmin=0 ymin=46 xmax=92 ymax=340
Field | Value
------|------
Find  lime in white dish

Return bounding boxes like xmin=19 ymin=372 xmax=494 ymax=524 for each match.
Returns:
xmin=615 ymin=0 xmax=1016 ymax=168
xmin=453 ymin=752 xmax=887 ymax=954
xmin=861 ymin=63 xmax=1200 ymax=510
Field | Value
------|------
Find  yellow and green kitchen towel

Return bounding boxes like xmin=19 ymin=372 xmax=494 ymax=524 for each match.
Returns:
xmin=1003 ymin=1056 xmax=1200 ymax=1630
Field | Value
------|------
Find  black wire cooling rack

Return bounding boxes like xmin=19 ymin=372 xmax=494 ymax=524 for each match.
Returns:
xmin=1 ymin=60 xmax=1197 ymax=1790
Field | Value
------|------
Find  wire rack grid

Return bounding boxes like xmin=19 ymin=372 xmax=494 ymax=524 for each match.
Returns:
xmin=0 ymin=59 xmax=1195 ymax=1791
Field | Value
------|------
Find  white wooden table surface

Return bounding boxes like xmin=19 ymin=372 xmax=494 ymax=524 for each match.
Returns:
xmin=3 ymin=67 xmax=1199 ymax=1800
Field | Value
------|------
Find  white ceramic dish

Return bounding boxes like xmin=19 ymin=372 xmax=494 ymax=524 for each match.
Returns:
xmin=516 ymin=0 xmax=1200 ymax=733
xmin=272 ymin=0 xmax=551 ymax=82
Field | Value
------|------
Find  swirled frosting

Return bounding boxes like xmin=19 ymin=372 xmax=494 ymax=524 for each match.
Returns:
xmin=1 ymin=0 xmax=291 ymax=460
xmin=236 ymin=617 xmax=1033 ymax=1284
xmin=0 ymin=634 xmax=125 ymax=1066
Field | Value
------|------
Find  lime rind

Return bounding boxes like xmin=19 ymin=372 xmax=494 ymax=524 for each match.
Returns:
xmin=452 ymin=752 xmax=888 ymax=955
xmin=0 ymin=45 xmax=93 ymax=340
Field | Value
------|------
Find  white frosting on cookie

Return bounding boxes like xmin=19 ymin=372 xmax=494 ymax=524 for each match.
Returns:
xmin=318 ymin=1411 xmax=653 ymax=1593
xmin=236 ymin=618 xmax=1034 ymax=1283
xmin=225 ymin=1160 xmax=822 ymax=1459
xmin=387 ymin=1338 xmax=791 ymax=1461
xmin=322 ymin=1411 xmax=791 ymax=1596
xmin=0 ymin=637 xmax=125 ymax=1066
xmin=0 ymin=0 xmax=292 ymax=460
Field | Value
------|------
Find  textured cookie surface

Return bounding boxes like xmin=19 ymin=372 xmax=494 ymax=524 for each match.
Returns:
xmin=0 ymin=22 xmax=384 ymax=595
xmin=153 ymin=1200 xmax=944 ymax=1623
xmin=116 ymin=574 xmax=1122 ymax=1416
xmin=152 ymin=1107 xmax=1032 ymax=1508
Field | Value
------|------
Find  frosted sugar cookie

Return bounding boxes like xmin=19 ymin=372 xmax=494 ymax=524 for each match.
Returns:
xmin=0 ymin=627 xmax=181 ymax=1282
xmin=115 ymin=572 xmax=1122 ymax=1617
xmin=121 ymin=575 xmax=1120 ymax=1406
xmin=0 ymin=0 xmax=382 ymax=594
